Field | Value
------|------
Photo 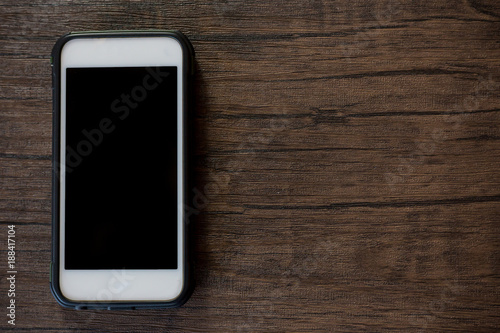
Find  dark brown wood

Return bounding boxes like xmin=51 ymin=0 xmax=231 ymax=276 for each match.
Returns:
xmin=1 ymin=0 xmax=500 ymax=331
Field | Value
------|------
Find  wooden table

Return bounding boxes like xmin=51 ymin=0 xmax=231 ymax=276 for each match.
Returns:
xmin=1 ymin=0 xmax=499 ymax=331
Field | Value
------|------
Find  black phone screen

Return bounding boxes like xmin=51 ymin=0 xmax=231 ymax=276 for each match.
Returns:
xmin=64 ymin=66 xmax=178 ymax=270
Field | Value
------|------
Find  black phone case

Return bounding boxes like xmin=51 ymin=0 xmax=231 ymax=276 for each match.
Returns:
xmin=50 ymin=30 xmax=194 ymax=310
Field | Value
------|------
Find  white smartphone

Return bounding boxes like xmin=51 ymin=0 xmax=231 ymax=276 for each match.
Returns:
xmin=50 ymin=31 xmax=194 ymax=309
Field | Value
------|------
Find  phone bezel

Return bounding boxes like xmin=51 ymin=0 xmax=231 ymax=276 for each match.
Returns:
xmin=51 ymin=31 xmax=192 ymax=308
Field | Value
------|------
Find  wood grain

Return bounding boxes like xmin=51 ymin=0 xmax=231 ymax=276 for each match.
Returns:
xmin=1 ymin=0 xmax=499 ymax=331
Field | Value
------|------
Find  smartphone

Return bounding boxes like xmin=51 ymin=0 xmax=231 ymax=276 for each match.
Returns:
xmin=50 ymin=31 xmax=194 ymax=309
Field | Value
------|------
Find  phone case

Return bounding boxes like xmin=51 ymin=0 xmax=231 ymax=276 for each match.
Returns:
xmin=50 ymin=30 xmax=195 ymax=310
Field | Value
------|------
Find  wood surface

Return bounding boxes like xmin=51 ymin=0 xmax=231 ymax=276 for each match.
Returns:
xmin=1 ymin=0 xmax=500 ymax=331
